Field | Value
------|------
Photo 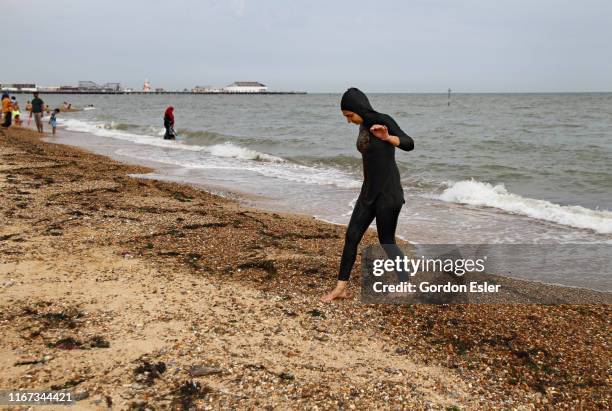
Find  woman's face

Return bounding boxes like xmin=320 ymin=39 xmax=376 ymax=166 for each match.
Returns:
xmin=342 ymin=110 xmax=363 ymax=125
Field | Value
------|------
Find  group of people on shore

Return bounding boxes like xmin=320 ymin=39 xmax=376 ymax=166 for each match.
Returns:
xmin=1 ymin=94 xmax=22 ymax=127
xmin=1 ymin=92 xmax=59 ymax=134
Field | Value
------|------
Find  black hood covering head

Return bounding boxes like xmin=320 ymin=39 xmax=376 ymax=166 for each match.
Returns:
xmin=341 ymin=87 xmax=376 ymax=116
xmin=340 ymin=87 xmax=385 ymax=129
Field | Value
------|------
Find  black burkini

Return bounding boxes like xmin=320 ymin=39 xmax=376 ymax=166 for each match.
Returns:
xmin=338 ymin=88 xmax=414 ymax=281
xmin=163 ymin=113 xmax=176 ymax=140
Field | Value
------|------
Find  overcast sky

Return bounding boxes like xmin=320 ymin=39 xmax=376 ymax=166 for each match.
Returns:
xmin=4 ymin=0 xmax=612 ymax=92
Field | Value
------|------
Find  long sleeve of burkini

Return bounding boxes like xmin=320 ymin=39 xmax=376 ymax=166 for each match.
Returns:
xmin=385 ymin=115 xmax=414 ymax=152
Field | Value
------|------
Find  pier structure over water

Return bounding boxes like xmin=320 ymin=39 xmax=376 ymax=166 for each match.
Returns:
xmin=1 ymin=80 xmax=306 ymax=95
xmin=5 ymin=90 xmax=307 ymax=95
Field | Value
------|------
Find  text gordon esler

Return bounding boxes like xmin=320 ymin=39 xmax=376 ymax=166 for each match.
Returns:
xmin=372 ymin=281 xmax=501 ymax=294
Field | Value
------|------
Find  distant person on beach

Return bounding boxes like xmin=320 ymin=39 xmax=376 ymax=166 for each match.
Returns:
xmin=322 ymin=88 xmax=415 ymax=302
xmin=163 ymin=106 xmax=176 ymax=140
xmin=25 ymin=100 xmax=32 ymax=125
xmin=31 ymin=92 xmax=45 ymax=133
xmin=12 ymin=101 xmax=22 ymax=126
xmin=1 ymin=93 xmax=12 ymax=128
xmin=49 ymin=109 xmax=59 ymax=135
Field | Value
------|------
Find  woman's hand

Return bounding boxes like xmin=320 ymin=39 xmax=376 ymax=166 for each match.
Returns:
xmin=370 ymin=124 xmax=390 ymax=141
xmin=370 ymin=124 xmax=400 ymax=147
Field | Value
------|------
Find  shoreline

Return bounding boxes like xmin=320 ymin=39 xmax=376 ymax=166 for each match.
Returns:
xmin=48 ymin=122 xmax=611 ymax=295
xmin=1 ymin=126 xmax=610 ymax=409
xmin=22 ymin=126 xmax=612 ymax=300
xmin=16 ymin=94 xmax=612 ymax=253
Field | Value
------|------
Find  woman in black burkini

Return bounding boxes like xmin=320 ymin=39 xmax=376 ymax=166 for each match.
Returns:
xmin=322 ymin=88 xmax=414 ymax=302
xmin=163 ymin=106 xmax=176 ymax=140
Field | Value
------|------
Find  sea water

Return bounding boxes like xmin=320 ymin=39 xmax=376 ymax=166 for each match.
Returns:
xmin=24 ymin=92 xmax=612 ymax=290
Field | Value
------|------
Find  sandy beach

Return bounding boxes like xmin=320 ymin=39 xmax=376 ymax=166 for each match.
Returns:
xmin=0 ymin=126 xmax=610 ymax=410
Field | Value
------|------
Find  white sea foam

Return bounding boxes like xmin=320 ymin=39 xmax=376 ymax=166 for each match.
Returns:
xmin=61 ymin=118 xmax=283 ymax=161
xmin=115 ymin=147 xmax=361 ymax=189
xmin=342 ymin=197 xmax=358 ymax=217
xmin=62 ymin=118 xmax=361 ymax=189
xmin=207 ymin=142 xmax=283 ymax=162
xmin=62 ymin=119 xmax=202 ymax=151
xmin=438 ymin=179 xmax=612 ymax=234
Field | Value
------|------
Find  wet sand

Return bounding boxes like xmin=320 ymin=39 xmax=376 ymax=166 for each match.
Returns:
xmin=0 ymin=127 xmax=610 ymax=409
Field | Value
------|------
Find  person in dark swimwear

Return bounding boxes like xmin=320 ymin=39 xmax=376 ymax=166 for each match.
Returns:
xmin=163 ymin=106 xmax=176 ymax=140
xmin=322 ymin=88 xmax=415 ymax=302
xmin=1 ymin=93 xmax=12 ymax=128
xmin=31 ymin=92 xmax=45 ymax=133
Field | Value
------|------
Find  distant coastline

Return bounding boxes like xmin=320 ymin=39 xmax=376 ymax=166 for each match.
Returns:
xmin=0 ymin=80 xmax=306 ymax=95
xmin=5 ymin=90 xmax=307 ymax=95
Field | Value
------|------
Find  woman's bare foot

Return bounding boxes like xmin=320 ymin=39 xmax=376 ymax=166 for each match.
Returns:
xmin=321 ymin=281 xmax=350 ymax=302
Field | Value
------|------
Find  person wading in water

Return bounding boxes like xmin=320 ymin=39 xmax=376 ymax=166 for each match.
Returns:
xmin=322 ymin=88 xmax=415 ymax=302
xmin=163 ymin=106 xmax=176 ymax=140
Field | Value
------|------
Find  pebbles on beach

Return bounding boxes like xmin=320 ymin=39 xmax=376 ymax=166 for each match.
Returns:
xmin=0 ymin=127 xmax=610 ymax=409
